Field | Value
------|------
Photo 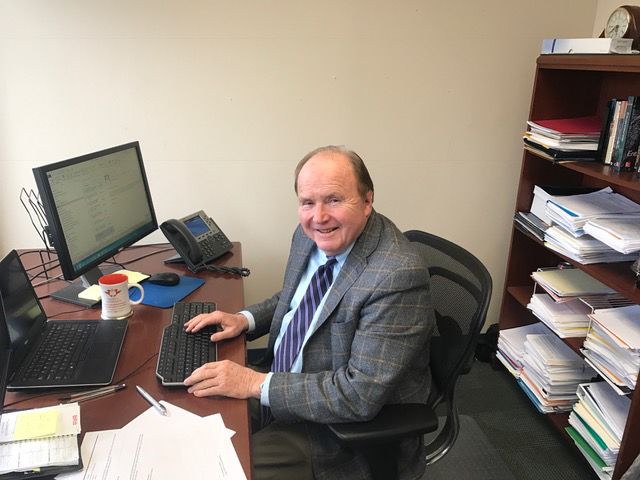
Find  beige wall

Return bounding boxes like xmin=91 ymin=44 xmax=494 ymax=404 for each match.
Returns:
xmin=0 ymin=1 xmax=601 ymax=336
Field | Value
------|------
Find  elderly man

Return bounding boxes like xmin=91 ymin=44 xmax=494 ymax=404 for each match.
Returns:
xmin=184 ymin=145 xmax=435 ymax=480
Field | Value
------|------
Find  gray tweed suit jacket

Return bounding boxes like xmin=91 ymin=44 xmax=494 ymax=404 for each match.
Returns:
xmin=246 ymin=210 xmax=435 ymax=480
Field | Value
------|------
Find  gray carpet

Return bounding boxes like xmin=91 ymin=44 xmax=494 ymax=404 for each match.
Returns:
xmin=422 ymin=415 xmax=515 ymax=480
xmin=419 ymin=360 xmax=597 ymax=480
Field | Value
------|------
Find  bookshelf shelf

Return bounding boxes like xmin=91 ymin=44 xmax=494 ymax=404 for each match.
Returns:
xmin=499 ymin=55 xmax=640 ymax=480
xmin=537 ymin=54 xmax=640 ymax=73
xmin=527 ymin=150 xmax=640 ymax=190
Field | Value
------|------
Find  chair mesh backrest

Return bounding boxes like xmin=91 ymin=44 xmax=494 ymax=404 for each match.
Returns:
xmin=404 ymin=230 xmax=492 ymax=405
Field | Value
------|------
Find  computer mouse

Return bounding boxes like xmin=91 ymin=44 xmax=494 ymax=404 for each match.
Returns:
xmin=147 ymin=272 xmax=180 ymax=286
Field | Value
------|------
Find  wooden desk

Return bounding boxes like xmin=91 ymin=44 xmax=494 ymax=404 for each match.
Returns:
xmin=4 ymin=243 xmax=252 ymax=479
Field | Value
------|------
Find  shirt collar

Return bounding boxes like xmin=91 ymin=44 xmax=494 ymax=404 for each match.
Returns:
xmin=316 ymin=242 xmax=354 ymax=268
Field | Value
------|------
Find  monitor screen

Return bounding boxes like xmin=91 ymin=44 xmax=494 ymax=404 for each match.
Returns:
xmin=32 ymin=142 xmax=157 ymax=305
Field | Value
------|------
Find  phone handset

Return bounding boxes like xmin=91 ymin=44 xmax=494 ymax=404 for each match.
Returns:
xmin=160 ymin=210 xmax=249 ymax=277
xmin=160 ymin=218 xmax=204 ymax=268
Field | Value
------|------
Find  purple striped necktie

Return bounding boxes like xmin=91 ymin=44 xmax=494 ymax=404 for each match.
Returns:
xmin=272 ymin=257 xmax=337 ymax=373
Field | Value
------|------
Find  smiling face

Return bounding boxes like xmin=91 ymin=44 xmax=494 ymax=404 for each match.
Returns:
xmin=296 ymin=151 xmax=373 ymax=256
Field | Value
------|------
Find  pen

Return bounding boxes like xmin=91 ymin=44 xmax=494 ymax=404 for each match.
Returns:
xmin=136 ymin=385 xmax=168 ymax=416
xmin=60 ymin=383 xmax=126 ymax=403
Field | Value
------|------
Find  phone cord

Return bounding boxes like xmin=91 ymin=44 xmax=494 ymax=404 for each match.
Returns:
xmin=195 ymin=264 xmax=251 ymax=277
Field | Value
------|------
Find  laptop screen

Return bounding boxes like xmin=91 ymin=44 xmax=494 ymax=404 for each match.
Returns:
xmin=0 ymin=251 xmax=48 ymax=375
xmin=0 ymin=303 xmax=10 ymax=411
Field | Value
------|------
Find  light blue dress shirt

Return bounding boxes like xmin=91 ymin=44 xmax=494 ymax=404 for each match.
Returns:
xmin=242 ymin=244 xmax=353 ymax=407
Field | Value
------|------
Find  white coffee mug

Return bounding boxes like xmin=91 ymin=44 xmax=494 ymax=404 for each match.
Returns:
xmin=99 ymin=273 xmax=144 ymax=320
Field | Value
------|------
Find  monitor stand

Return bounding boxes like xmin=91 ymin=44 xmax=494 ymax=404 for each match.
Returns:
xmin=50 ymin=265 xmax=120 ymax=308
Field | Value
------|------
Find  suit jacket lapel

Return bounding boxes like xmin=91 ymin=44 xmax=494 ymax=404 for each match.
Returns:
xmin=284 ymin=232 xmax=315 ymax=301
xmin=315 ymin=211 xmax=382 ymax=328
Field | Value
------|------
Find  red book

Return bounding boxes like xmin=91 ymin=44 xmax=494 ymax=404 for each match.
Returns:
xmin=527 ymin=116 xmax=601 ymax=135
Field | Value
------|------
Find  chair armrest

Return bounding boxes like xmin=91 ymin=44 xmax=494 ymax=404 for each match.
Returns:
xmin=327 ymin=403 xmax=438 ymax=448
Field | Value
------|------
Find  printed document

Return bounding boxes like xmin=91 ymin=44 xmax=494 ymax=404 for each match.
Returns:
xmin=56 ymin=401 xmax=246 ymax=480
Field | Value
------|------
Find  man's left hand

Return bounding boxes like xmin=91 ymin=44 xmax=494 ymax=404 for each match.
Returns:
xmin=184 ymin=360 xmax=266 ymax=399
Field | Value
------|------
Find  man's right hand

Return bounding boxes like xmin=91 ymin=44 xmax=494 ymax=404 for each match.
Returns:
xmin=184 ymin=311 xmax=248 ymax=342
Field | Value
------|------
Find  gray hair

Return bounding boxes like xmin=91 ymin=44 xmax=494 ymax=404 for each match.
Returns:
xmin=294 ymin=145 xmax=374 ymax=200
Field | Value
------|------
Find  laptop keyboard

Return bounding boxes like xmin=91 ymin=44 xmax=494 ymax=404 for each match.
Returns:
xmin=17 ymin=322 xmax=97 ymax=382
xmin=156 ymin=301 xmax=218 ymax=386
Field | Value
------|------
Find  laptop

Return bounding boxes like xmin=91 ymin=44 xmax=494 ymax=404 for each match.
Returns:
xmin=0 ymin=250 xmax=128 ymax=390
xmin=0 ymin=322 xmax=85 ymax=479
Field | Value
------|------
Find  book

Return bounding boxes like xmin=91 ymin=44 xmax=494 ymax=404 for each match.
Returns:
xmin=609 ymin=99 xmax=629 ymax=167
xmin=514 ymin=211 xmax=548 ymax=242
xmin=527 ymin=116 xmax=601 ymax=136
xmin=524 ymin=131 xmax=598 ymax=150
xmin=619 ymin=96 xmax=640 ymax=171
xmin=612 ymin=96 xmax=637 ymax=169
xmin=523 ymin=139 xmax=598 ymax=162
xmin=541 ymin=37 xmax=634 ymax=54
xmin=596 ymin=99 xmax=617 ymax=163
xmin=604 ymin=100 xmax=626 ymax=165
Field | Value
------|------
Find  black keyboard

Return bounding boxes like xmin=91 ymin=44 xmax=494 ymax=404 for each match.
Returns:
xmin=16 ymin=322 xmax=97 ymax=382
xmin=156 ymin=301 xmax=218 ymax=386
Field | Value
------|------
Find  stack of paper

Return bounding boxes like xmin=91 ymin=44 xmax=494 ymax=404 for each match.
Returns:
xmin=530 ymin=185 xmax=599 ymax=226
xmin=531 ymin=186 xmax=558 ymax=225
xmin=582 ymin=305 xmax=640 ymax=394
xmin=544 ymin=226 xmax=637 ymax=264
xmin=531 ymin=268 xmax=615 ymax=302
xmin=0 ymin=403 xmax=81 ymax=476
xmin=519 ymin=333 xmax=595 ymax=413
xmin=545 ymin=187 xmax=640 ymax=237
xmin=523 ymin=117 xmax=600 ymax=162
xmin=527 ymin=293 xmax=592 ymax=338
xmin=514 ymin=211 xmax=548 ymax=242
xmin=58 ymin=401 xmax=246 ymax=480
xmin=583 ymin=218 xmax=640 ymax=254
xmin=496 ymin=322 xmax=551 ymax=377
xmin=566 ymin=382 xmax=631 ymax=480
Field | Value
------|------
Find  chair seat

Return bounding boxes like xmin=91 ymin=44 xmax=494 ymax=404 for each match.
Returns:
xmin=327 ymin=403 xmax=438 ymax=447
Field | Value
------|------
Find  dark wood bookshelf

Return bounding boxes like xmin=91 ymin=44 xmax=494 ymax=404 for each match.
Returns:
xmin=499 ymin=54 xmax=640 ymax=480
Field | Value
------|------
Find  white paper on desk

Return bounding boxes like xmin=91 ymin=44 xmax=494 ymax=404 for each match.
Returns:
xmin=124 ymin=400 xmax=235 ymax=438
xmin=55 ymin=430 xmax=117 ymax=479
xmin=56 ymin=401 xmax=245 ymax=480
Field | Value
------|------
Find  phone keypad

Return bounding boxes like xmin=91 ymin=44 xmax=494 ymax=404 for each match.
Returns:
xmin=200 ymin=234 xmax=231 ymax=261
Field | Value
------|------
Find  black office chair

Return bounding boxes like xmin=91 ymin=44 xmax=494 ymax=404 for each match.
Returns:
xmin=327 ymin=229 xmax=492 ymax=479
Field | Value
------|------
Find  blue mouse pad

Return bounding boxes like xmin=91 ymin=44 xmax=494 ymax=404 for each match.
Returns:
xmin=130 ymin=275 xmax=205 ymax=308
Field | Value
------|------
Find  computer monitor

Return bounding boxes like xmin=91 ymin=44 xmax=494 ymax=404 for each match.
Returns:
xmin=32 ymin=141 xmax=158 ymax=306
